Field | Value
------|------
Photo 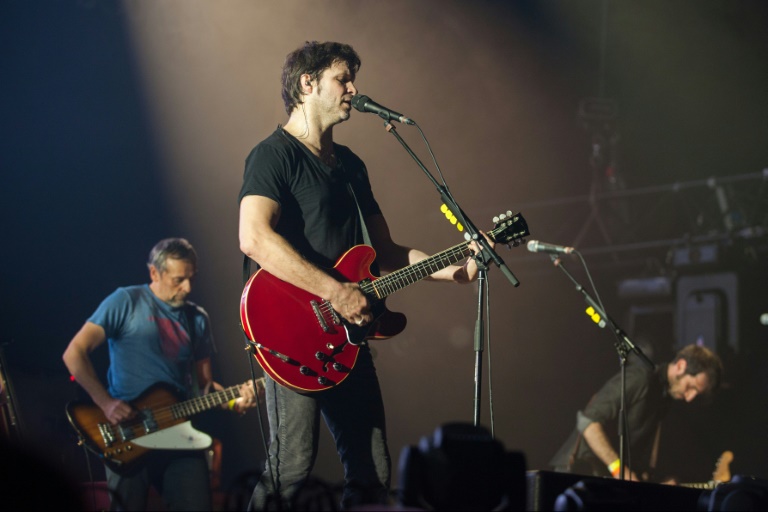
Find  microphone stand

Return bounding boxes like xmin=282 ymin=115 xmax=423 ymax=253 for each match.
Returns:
xmin=378 ymin=118 xmax=519 ymax=427
xmin=0 ymin=341 xmax=24 ymax=443
xmin=472 ymin=251 xmax=490 ymax=426
xmin=549 ymin=253 xmax=653 ymax=480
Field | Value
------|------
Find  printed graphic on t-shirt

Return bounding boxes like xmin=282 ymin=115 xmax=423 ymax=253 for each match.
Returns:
xmin=151 ymin=316 xmax=190 ymax=360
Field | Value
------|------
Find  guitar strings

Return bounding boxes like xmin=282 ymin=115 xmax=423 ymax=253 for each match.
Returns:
xmin=373 ymin=242 xmax=471 ymax=297
xmin=314 ymin=243 xmax=471 ymax=325
xmin=311 ymin=220 xmax=515 ymax=322
xmin=316 ymin=219 xmax=514 ymax=318
xmin=114 ymin=387 xmax=242 ymax=438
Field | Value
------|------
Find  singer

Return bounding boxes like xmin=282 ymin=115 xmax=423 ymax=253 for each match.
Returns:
xmin=238 ymin=41 xmax=491 ymax=510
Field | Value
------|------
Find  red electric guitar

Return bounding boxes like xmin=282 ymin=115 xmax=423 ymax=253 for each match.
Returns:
xmin=240 ymin=211 xmax=529 ymax=392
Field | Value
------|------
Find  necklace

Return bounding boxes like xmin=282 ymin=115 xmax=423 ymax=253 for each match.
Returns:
xmin=319 ymin=149 xmax=336 ymax=167
xmin=324 ymin=154 xmax=336 ymax=166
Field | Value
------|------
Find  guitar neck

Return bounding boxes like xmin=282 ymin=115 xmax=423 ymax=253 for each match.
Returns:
xmin=681 ymin=482 xmax=715 ymax=490
xmin=368 ymin=241 xmax=472 ymax=299
xmin=172 ymin=376 xmax=264 ymax=418
xmin=171 ymin=386 xmax=242 ymax=418
xmin=680 ymin=450 xmax=734 ymax=490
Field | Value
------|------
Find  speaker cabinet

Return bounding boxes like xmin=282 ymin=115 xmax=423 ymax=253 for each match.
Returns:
xmin=526 ymin=470 xmax=703 ymax=511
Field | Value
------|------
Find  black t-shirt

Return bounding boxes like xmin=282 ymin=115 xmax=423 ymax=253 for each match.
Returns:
xmin=239 ymin=127 xmax=381 ymax=268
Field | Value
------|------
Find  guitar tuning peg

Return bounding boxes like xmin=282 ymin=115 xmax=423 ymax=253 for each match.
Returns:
xmin=492 ymin=216 xmax=500 ymax=223
xmin=506 ymin=210 xmax=513 ymax=217
xmin=499 ymin=213 xmax=507 ymax=220
xmin=512 ymin=239 xmax=521 ymax=247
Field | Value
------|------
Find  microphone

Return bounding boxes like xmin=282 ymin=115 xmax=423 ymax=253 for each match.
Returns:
xmin=526 ymin=240 xmax=575 ymax=255
xmin=351 ymin=94 xmax=415 ymax=125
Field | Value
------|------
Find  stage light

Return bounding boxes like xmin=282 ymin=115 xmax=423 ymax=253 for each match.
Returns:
xmin=701 ymin=475 xmax=768 ymax=511
xmin=398 ymin=422 xmax=526 ymax=511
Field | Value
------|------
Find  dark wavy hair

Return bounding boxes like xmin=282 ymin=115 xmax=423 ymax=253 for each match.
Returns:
xmin=672 ymin=344 xmax=723 ymax=391
xmin=281 ymin=41 xmax=361 ymax=115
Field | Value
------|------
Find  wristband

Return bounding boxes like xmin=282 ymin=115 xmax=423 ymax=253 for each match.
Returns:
xmin=608 ymin=458 xmax=621 ymax=478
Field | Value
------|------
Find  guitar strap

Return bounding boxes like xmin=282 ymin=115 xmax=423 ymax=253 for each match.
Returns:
xmin=243 ymin=253 xmax=257 ymax=285
xmin=183 ymin=304 xmax=202 ymax=398
xmin=339 ymin=154 xmax=372 ymax=246
xmin=649 ymin=422 xmax=662 ymax=472
xmin=346 ymin=181 xmax=372 ymax=247
xmin=241 ymin=254 xmax=256 ymax=360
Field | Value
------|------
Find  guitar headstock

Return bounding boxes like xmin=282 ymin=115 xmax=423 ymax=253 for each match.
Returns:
xmin=489 ymin=211 xmax=530 ymax=248
xmin=713 ymin=450 xmax=734 ymax=484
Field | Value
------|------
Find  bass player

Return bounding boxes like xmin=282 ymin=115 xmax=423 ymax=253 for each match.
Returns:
xmin=63 ymin=237 xmax=260 ymax=511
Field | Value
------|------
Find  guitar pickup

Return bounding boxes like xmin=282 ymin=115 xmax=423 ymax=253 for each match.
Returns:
xmin=116 ymin=423 xmax=135 ymax=442
xmin=116 ymin=409 xmax=157 ymax=440
xmin=139 ymin=409 xmax=158 ymax=435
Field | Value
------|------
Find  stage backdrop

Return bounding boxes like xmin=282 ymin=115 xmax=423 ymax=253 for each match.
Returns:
xmin=2 ymin=0 xmax=767 ymax=494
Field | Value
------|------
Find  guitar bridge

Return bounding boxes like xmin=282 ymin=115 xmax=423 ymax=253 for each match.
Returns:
xmin=98 ymin=423 xmax=116 ymax=448
xmin=310 ymin=299 xmax=341 ymax=333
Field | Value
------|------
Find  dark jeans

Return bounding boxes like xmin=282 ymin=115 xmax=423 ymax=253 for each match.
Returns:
xmin=105 ymin=449 xmax=211 ymax=511
xmin=249 ymin=347 xmax=391 ymax=511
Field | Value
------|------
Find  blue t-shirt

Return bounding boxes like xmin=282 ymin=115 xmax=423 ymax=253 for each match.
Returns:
xmin=88 ymin=284 xmax=213 ymax=401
